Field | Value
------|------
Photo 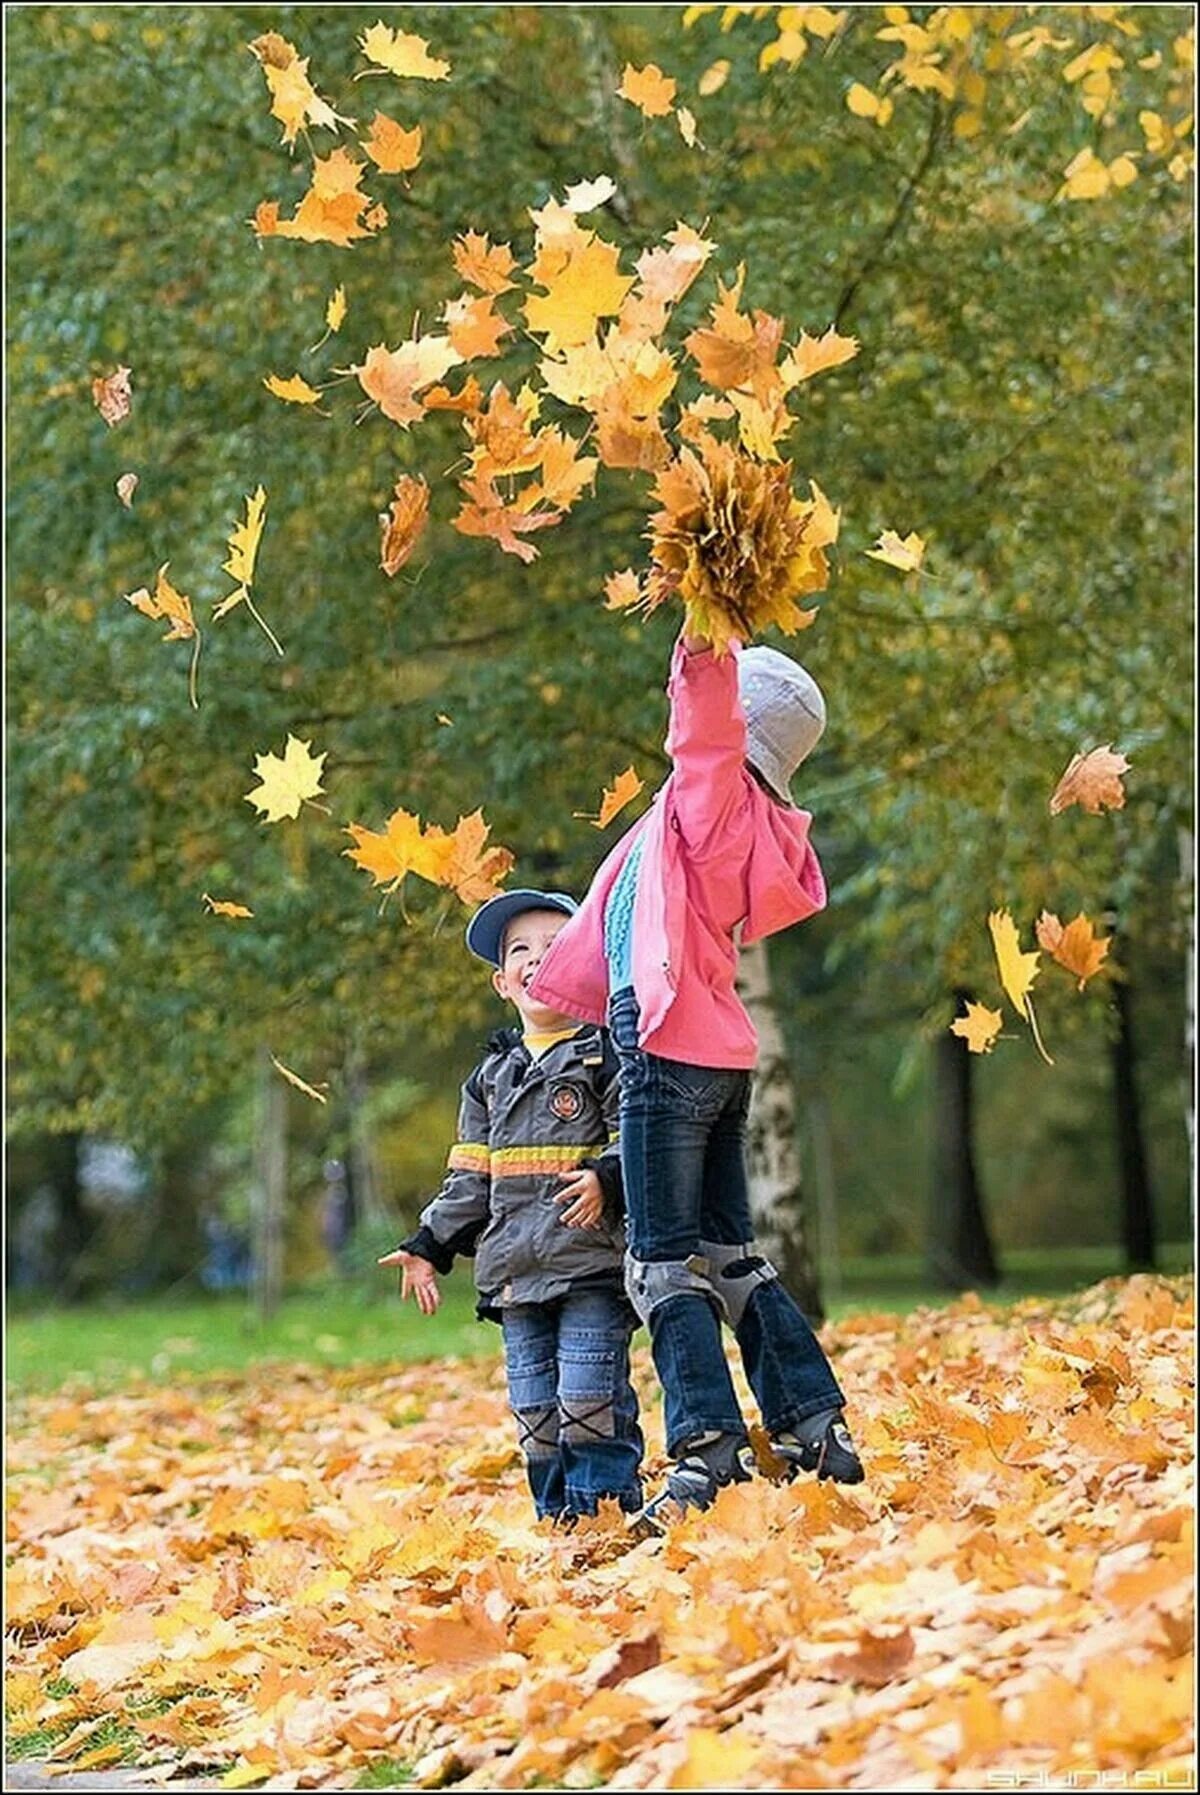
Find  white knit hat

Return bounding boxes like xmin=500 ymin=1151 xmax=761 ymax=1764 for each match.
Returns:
xmin=738 ymin=646 xmax=827 ymax=804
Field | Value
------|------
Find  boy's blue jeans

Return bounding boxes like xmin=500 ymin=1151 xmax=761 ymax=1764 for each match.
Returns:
xmin=608 ymin=986 xmax=844 ymax=1459
xmin=501 ymin=1284 xmax=643 ymax=1519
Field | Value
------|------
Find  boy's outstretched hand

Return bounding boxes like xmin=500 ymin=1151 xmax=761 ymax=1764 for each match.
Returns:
xmin=555 ymin=1167 xmax=605 ymax=1229
xmin=377 ymin=1247 xmax=441 ymax=1315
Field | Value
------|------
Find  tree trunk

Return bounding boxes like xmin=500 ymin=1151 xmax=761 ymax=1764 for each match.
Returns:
xmin=1109 ymin=960 xmax=1157 ymax=1271
xmin=254 ymin=1048 xmax=288 ymax=1322
xmin=737 ymin=937 xmax=824 ymax=1321
xmin=346 ymin=1049 xmax=386 ymax=1230
xmin=49 ymin=1132 xmax=96 ymax=1301
xmin=928 ymin=992 xmax=999 ymax=1290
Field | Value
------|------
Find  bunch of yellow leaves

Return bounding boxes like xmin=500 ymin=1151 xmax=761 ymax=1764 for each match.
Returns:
xmin=606 ymin=436 xmax=839 ymax=654
xmin=344 ymin=806 xmax=514 ymax=906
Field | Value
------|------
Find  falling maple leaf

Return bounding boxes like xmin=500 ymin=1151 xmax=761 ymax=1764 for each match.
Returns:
xmin=214 ymin=487 xmax=283 ymax=656
xmin=361 ymin=112 xmax=423 ymax=173
xmin=308 ymin=286 xmax=347 ymax=353
xmin=1049 ymin=744 xmax=1131 ymax=816
xmin=269 ymin=1054 xmax=329 ymax=1104
xmin=574 ymin=766 xmax=645 ymax=829
xmin=950 ymin=1000 xmax=1004 ymax=1054
xmin=866 ymin=529 xmax=926 ymax=572
xmin=356 ymin=22 xmax=451 ymax=81
xmin=604 ymin=568 xmax=646 ymax=612
xmin=563 ymin=175 xmax=617 ymax=214
xmin=124 ymin=564 xmax=202 ymax=710
xmin=379 ymin=475 xmax=430 ymax=576
xmin=344 ymin=806 xmax=513 ymax=905
xmin=677 ymin=106 xmax=700 ymax=147
xmin=263 ymin=372 xmax=323 ymax=406
xmin=698 ymin=59 xmax=731 ymax=95
xmin=201 ymin=893 xmax=254 ymax=919
xmin=452 ymin=230 xmax=517 ymax=295
xmin=618 ymin=62 xmax=678 ymax=117
xmin=781 ymin=325 xmax=861 ymax=386
xmin=988 ymin=908 xmax=1053 ymax=1064
xmin=115 ymin=473 xmax=139 ymax=508
xmin=248 ymin=32 xmax=351 ymax=148
xmin=683 ymin=266 xmax=785 ymax=399
xmin=1036 ymin=910 xmax=1112 ymax=989
xmin=253 ymin=149 xmax=385 ymax=248
xmin=437 ymin=809 xmax=516 ymax=903
xmin=444 ymin=292 xmax=513 ymax=360
xmin=92 ymin=366 xmax=132 ymax=427
xmin=344 ymin=806 xmax=442 ymax=895
xmin=245 ymin=735 xmax=327 ymax=824
xmin=524 ymin=236 xmax=636 ymax=354
xmin=453 ymin=470 xmax=562 ymax=564
xmin=356 ymin=336 xmax=462 ymax=427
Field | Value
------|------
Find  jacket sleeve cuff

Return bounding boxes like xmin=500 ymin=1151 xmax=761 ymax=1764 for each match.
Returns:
xmin=582 ymin=1152 xmax=624 ymax=1226
xmin=398 ymin=1224 xmax=457 ymax=1275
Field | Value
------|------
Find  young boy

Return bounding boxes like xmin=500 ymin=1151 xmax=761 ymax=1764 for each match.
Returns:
xmin=379 ymin=890 xmax=644 ymax=1523
xmin=529 ymin=632 xmax=863 ymax=1525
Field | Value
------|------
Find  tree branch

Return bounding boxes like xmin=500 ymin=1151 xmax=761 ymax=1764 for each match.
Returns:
xmin=835 ymin=98 xmax=946 ymax=329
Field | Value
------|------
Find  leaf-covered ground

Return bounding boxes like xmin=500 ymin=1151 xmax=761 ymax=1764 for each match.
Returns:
xmin=6 ymin=1277 xmax=1194 ymax=1790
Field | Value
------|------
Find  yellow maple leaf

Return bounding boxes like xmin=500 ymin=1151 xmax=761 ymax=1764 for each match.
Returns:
xmin=698 ymin=60 xmax=730 ymax=95
xmin=327 ymin=285 xmax=347 ymax=332
xmin=248 ymin=33 xmax=351 ymax=147
xmin=950 ymin=1000 xmax=1003 ymax=1054
xmin=202 ymin=893 xmax=255 ymax=920
xmin=524 ymin=237 xmax=636 ymax=353
xmin=618 ymin=62 xmax=677 ymax=118
xmin=866 ymin=529 xmax=925 ymax=572
xmin=1036 ymin=911 xmax=1112 ymax=990
xmin=263 ymin=372 xmax=323 ymax=405
xmin=563 ymin=175 xmax=617 ymax=213
xmin=604 ymin=568 xmax=646 ymax=612
xmin=444 ymin=292 xmax=513 ymax=360
xmin=574 ymin=766 xmax=645 ymax=829
xmin=253 ymin=149 xmax=384 ymax=248
xmin=245 ymin=735 xmax=327 ymax=824
xmin=124 ymin=563 xmax=202 ymax=709
xmin=1048 ymin=744 xmax=1131 ymax=816
xmin=214 ymin=486 xmax=282 ymax=654
xmin=781 ymin=325 xmax=860 ymax=386
xmin=361 ymin=112 xmax=423 ymax=173
xmin=988 ymin=908 xmax=1053 ymax=1064
xmin=666 ymin=1728 xmax=761 ymax=1790
xmin=356 ymin=22 xmax=450 ymax=81
xmin=269 ymin=1054 xmax=329 ymax=1104
xmin=678 ymin=106 xmax=700 ymax=148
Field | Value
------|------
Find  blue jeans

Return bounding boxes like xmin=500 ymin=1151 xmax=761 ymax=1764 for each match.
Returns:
xmin=501 ymin=1284 xmax=644 ymax=1519
xmin=609 ymin=986 xmax=844 ymax=1458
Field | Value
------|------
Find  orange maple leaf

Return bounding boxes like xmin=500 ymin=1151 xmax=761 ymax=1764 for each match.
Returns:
xmin=344 ymin=808 xmax=444 ymax=894
xmin=124 ymin=563 xmax=202 ymax=709
xmin=684 ymin=267 xmax=785 ymax=398
xmin=1049 ymin=745 xmax=1131 ymax=816
xmin=254 ymin=148 xmax=385 ymax=248
xmin=452 ymin=230 xmax=517 ymax=295
xmin=453 ymin=470 xmax=562 ymax=564
xmin=357 ymin=336 xmax=463 ymax=427
xmin=574 ymin=767 xmax=646 ymax=829
xmin=361 ymin=112 xmax=422 ymax=173
xmin=444 ymin=292 xmax=514 ymax=360
xmin=618 ymin=62 xmax=678 ymax=117
xmin=249 ymin=32 xmax=351 ymax=147
xmin=1036 ymin=911 xmax=1112 ymax=989
xmin=438 ymin=810 xmax=516 ymax=904
xmin=378 ymin=475 xmax=430 ymax=576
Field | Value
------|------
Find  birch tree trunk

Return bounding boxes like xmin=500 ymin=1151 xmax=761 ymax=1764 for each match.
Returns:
xmin=1181 ymin=827 xmax=1195 ymax=1231
xmin=346 ymin=1048 xmax=388 ymax=1230
xmin=737 ymin=937 xmax=824 ymax=1321
xmin=254 ymin=1046 xmax=287 ymax=1323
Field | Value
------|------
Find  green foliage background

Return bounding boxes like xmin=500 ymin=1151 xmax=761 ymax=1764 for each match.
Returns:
xmin=6 ymin=5 xmax=1193 ymax=1262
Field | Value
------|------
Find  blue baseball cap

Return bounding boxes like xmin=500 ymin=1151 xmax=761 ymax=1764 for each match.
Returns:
xmin=465 ymin=889 xmax=579 ymax=967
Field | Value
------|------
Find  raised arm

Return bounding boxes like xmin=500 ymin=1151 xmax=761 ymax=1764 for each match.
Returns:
xmin=665 ymin=630 xmax=748 ymax=852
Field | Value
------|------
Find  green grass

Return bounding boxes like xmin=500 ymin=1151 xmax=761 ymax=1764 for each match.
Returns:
xmin=5 ymin=1244 xmax=1192 ymax=1398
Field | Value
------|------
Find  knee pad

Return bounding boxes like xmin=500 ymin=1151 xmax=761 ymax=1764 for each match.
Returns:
xmin=512 ymin=1403 xmax=559 ymax=1461
xmin=624 ymin=1252 xmax=720 ymax=1327
xmin=558 ymin=1396 xmax=616 ymax=1444
xmin=699 ymin=1239 xmax=779 ymax=1328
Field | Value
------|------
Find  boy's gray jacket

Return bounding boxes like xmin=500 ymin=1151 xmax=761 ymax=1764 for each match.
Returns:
xmin=400 ymin=1025 xmax=626 ymax=1314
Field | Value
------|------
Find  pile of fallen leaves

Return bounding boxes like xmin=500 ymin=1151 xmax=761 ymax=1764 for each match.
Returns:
xmin=6 ymin=1276 xmax=1194 ymax=1788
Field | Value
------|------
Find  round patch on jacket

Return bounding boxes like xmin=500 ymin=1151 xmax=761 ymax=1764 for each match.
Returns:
xmin=548 ymin=1081 xmax=584 ymax=1122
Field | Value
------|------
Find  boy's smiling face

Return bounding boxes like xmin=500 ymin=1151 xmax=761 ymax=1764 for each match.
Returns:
xmin=492 ymin=908 xmax=577 ymax=1032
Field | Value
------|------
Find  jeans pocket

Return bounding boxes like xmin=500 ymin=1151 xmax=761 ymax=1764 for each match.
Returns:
xmin=652 ymin=1057 xmax=731 ymax=1118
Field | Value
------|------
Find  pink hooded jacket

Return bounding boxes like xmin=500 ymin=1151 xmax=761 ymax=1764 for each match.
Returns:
xmin=527 ymin=635 xmax=827 ymax=1069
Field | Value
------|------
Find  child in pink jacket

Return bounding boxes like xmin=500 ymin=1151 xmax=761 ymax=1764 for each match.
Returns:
xmin=529 ymin=628 xmax=862 ymax=1524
